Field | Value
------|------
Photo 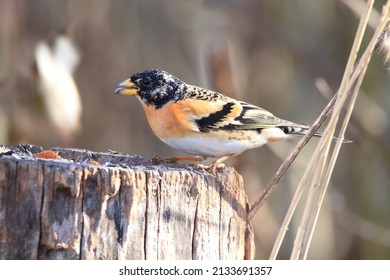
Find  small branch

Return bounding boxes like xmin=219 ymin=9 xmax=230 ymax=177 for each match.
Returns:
xmin=246 ymin=93 xmax=337 ymax=223
xmin=247 ymin=1 xmax=389 ymax=225
xmin=291 ymin=0 xmax=390 ymax=260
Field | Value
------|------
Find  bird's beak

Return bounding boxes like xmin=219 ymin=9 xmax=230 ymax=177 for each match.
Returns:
xmin=114 ymin=79 xmax=139 ymax=96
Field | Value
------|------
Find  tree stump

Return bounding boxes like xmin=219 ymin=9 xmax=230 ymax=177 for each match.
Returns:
xmin=0 ymin=144 xmax=254 ymax=260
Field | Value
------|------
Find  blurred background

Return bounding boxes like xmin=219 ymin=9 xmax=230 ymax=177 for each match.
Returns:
xmin=0 ymin=0 xmax=389 ymax=259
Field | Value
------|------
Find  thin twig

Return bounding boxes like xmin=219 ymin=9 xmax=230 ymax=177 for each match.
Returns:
xmin=251 ymin=0 xmax=390 ymax=260
xmin=317 ymin=77 xmax=390 ymax=186
xmin=269 ymin=130 xmax=324 ymax=259
xmin=290 ymin=0 xmax=375 ymax=259
xmin=292 ymin=0 xmax=390 ymax=260
xmin=246 ymin=94 xmax=336 ymax=223
xmin=303 ymin=2 xmax=390 ymax=258
xmin=247 ymin=12 xmax=390 ymax=225
xmin=247 ymin=0 xmax=389 ymax=244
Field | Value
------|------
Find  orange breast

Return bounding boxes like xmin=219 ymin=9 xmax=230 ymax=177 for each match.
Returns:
xmin=138 ymin=97 xmax=242 ymax=141
xmin=139 ymin=99 xmax=198 ymax=140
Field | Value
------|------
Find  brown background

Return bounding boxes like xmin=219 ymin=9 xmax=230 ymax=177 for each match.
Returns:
xmin=1 ymin=0 xmax=390 ymax=259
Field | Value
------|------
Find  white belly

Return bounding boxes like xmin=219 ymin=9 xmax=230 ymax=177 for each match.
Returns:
xmin=161 ymin=134 xmax=269 ymax=158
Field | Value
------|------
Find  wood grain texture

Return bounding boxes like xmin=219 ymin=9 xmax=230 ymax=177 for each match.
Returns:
xmin=0 ymin=145 xmax=254 ymax=260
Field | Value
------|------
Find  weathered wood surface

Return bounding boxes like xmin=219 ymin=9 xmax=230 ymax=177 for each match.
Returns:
xmin=0 ymin=145 xmax=254 ymax=260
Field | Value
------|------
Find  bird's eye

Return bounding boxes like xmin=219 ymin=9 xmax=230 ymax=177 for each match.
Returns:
xmin=141 ymin=79 xmax=152 ymax=87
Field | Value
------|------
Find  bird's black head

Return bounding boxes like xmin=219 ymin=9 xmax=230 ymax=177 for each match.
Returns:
xmin=125 ymin=69 xmax=187 ymax=109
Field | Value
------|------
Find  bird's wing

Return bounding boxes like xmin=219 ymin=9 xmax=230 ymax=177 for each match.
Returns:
xmin=226 ymin=101 xmax=309 ymax=130
xmin=177 ymin=95 xmax=308 ymax=133
xmin=173 ymin=98 xmax=242 ymax=132
xmin=178 ymin=84 xmax=310 ymax=133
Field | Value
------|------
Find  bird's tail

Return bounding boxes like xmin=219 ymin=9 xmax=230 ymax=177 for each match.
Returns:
xmin=286 ymin=126 xmax=352 ymax=143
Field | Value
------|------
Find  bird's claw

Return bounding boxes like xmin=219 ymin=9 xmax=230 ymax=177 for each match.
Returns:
xmin=196 ymin=162 xmax=225 ymax=174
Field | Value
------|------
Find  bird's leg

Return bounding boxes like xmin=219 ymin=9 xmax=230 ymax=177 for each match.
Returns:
xmin=152 ymin=154 xmax=204 ymax=164
xmin=197 ymin=155 xmax=233 ymax=174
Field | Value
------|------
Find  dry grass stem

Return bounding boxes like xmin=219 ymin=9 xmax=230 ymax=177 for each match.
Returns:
xmin=290 ymin=0 xmax=374 ymax=259
xmin=290 ymin=0 xmax=390 ymax=260
xmin=341 ymin=0 xmax=381 ymax=29
xmin=317 ymin=77 xmax=390 ymax=183
xmin=246 ymin=92 xmax=337 ymax=223
xmin=247 ymin=0 xmax=390 ymax=259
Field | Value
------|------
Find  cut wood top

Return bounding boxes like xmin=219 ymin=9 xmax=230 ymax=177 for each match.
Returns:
xmin=0 ymin=144 xmax=254 ymax=260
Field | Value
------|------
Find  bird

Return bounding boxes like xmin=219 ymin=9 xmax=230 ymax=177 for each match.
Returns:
xmin=115 ymin=69 xmax=324 ymax=173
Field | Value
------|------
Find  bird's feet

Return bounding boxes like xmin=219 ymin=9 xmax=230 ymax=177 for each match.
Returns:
xmin=196 ymin=162 xmax=226 ymax=174
xmin=152 ymin=154 xmax=233 ymax=175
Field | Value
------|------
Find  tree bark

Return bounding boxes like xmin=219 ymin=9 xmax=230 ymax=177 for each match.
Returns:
xmin=0 ymin=145 xmax=254 ymax=260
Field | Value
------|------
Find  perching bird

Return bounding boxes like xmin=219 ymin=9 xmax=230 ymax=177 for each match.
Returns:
xmin=115 ymin=69 xmax=323 ymax=173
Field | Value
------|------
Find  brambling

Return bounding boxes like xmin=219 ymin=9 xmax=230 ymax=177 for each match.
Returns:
xmin=115 ymin=69 xmax=323 ymax=173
